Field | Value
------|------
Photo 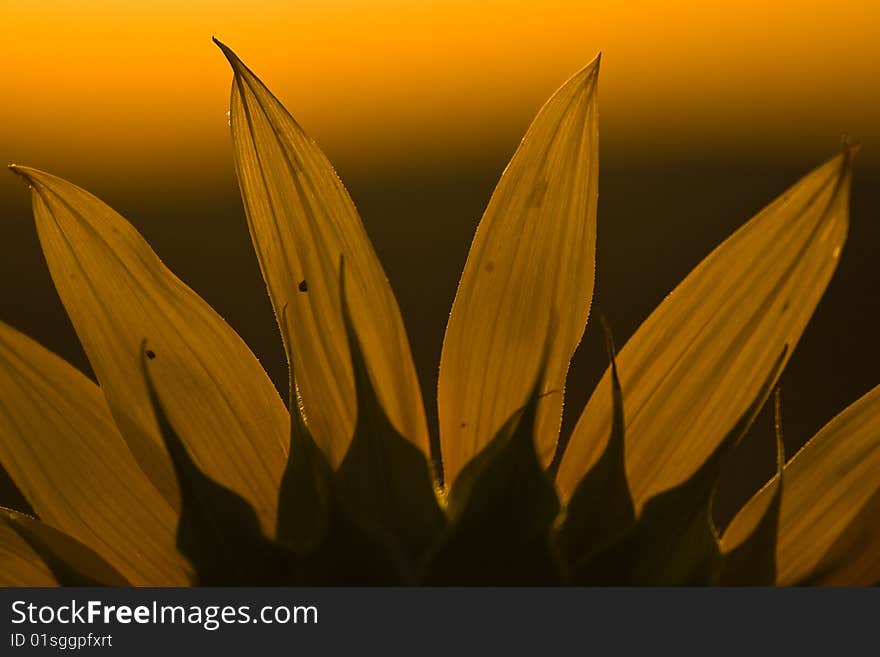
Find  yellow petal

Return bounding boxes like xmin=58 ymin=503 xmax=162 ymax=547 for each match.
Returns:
xmin=10 ymin=165 xmax=289 ymax=533
xmin=558 ymin=148 xmax=854 ymax=508
xmin=722 ymin=384 xmax=880 ymax=585
xmin=216 ymin=40 xmax=429 ymax=467
xmin=0 ymin=518 xmax=57 ymax=586
xmin=0 ymin=321 xmax=189 ymax=585
xmin=438 ymin=56 xmax=600 ymax=483
xmin=808 ymin=488 xmax=879 ymax=586
xmin=2 ymin=508 xmax=129 ymax=586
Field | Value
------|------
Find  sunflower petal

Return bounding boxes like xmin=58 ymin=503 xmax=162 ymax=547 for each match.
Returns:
xmin=438 ymin=56 xmax=600 ymax=483
xmin=558 ymin=148 xmax=854 ymax=508
xmin=216 ymin=40 xmax=428 ymax=467
xmin=722 ymin=383 xmax=880 ymax=585
xmin=9 ymin=166 xmax=289 ymax=533
xmin=0 ymin=518 xmax=57 ymax=586
xmin=2 ymin=508 xmax=129 ymax=586
xmin=0 ymin=321 xmax=188 ymax=585
xmin=806 ymin=488 xmax=880 ymax=586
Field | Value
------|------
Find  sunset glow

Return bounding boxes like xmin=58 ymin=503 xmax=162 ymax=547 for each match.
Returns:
xmin=3 ymin=1 xmax=879 ymax=184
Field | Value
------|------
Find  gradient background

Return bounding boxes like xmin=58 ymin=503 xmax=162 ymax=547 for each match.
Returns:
xmin=1 ymin=0 xmax=878 ymax=523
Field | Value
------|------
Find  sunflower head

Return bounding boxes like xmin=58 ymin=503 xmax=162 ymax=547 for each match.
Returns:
xmin=0 ymin=42 xmax=876 ymax=587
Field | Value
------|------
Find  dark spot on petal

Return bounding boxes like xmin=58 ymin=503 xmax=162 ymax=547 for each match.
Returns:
xmin=485 ymin=262 xmax=495 ymax=273
xmin=460 ymin=422 xmax=467 ymax=428
xmin=528 ymin=179 xmax=549 ymax=208
xmin=146 ymin=350 xmax=156 ymax=360
xmin=782 ymin=299 xmax=791 ymax=312
xmin=298 ymin=280 xmax=308 ymax=292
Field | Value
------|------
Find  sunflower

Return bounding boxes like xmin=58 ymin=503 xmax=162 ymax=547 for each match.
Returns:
xmin=0 ymin=41 xmax=876 ymax=586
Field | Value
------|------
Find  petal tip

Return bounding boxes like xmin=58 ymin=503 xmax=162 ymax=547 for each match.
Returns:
xmin=6 ymin=165 xmax=56 ymax=191
xmin=8 ymin=164 xmax=36 ymax=186
xmin=211 ymin=35 xmax=229 ymax=54
xmin=213 ymin=37 xmax=245 ymax=75
xmin=565 ymin=52 xmax=601 ymax=92
xmin=584 ymin=51 xmax=601 ymax=76
xmin=840 ymin=135 xmax=862 ymax=164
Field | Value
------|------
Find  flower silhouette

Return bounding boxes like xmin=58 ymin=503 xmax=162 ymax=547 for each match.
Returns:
xmin=0 ymin=42 xmax=876 ymax=586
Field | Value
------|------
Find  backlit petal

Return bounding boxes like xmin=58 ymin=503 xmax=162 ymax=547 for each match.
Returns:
xmin=0 ymin=518 xmax=57 ymax=586
xmin=10 ymin=166 xmax=289 ymax=533
xmin=0 ymin=321 xmax=188 ymax=585
xmin=723 ymin=384 xmax=880 ymax=585
xmin=558 ymin=148 xmax=854 ymax=509
xmin=217 ymin=40 xmax=428 ymax=466
xmin=438 ymin=56 xmax=600 ymax=483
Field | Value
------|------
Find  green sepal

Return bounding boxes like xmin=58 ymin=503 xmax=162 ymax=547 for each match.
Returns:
xmin=276 ymin=303 xmax=411 ymax=585
xmin=715 ymin=391 xmax=784 ymax=586
xmin=332 ymin=261 xmax=446 ymax=573
xmin=1 ymin=507 xmax=129 ymax=586
xmin=276 ymin=328 xmax=335 ymax=555
xmin=571 ymin=450 xmax=723 ymax=585
xmin=278 ymin=419 xmax=409 ymax=586
xmin=556 ymin=323 xmax=634 ymax=568
xmin=141 ymin=343 xmax=296 ymax=585
xmin=293 ymin=509 xmax=408 ymax=585
xmin=421 ymin=358 xmax=562 ymax=585
xmin=572 ymin=347 xmax=788 ymax=585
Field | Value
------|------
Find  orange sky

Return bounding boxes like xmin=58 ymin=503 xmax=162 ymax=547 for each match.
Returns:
xmin=2 ymin=1 xmax=879 ymax=186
